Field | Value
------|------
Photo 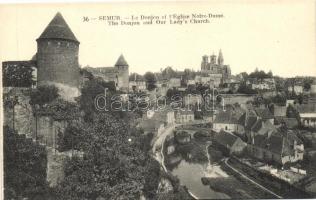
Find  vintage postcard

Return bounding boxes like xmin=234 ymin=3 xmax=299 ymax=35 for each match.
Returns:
xmin=1 ymin=1 xmax=316 ymax=199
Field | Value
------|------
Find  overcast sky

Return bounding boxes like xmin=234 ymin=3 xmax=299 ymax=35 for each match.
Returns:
xmin=0 ymin=1 xmax=316 ymax=77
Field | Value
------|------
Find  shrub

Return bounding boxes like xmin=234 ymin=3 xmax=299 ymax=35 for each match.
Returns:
xmin=30 ymin=85 xmax=59 ymax=106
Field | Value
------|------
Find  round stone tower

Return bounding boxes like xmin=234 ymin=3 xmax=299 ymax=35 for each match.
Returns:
xmin=115 ymin=54 xmax=129 ymax=92
xmin=36 ymin=12 xmax=80 ymax=88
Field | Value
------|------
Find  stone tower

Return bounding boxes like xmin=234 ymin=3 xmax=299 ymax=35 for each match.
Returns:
xmin=201 ymin=55 xmax=208 ymax=71
xmin=210 ymin=54 xmax=217 ymax=65
xmin=218 ymin=49 xmax=224 ymax=66
xmin=36 ymin=12 xmax=80 ymax=88
xmin=115 ymin=54 xmax=129 ymax=92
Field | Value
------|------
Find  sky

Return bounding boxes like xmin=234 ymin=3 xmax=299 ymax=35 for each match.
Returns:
xmin=0 ymin=1 xmax=316 ymax=77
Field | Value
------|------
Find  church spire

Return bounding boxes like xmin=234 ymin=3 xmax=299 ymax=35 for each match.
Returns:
xmin=218 ymin=49 xmax=224 ymax=65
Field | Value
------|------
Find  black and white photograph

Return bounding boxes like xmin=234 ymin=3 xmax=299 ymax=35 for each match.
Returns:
xmin=1 ymin=1 xmax=316 ymax=199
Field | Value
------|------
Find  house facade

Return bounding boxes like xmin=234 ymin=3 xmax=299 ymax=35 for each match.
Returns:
xmin=213 ymin=110 xmax=245 ymax=134
xmin=175 ymin=110 xmax=194 ymax=124
xmin=248 ymin=132 xmax=304 ymax=165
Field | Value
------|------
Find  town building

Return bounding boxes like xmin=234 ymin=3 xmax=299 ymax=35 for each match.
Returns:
xmin=214 ymin=130 xmax=247 ymax=155
xmin=310 ymin=80 xmax=316 ymax=94
xmin=247 ymin=78 xmax=276 ymax=91
xmin=254 ymin=108 xmax=274 ymax=124
xmin=85 ymin=54 xmax=129 ymax=92
xmin=296 ymin=104 xmax=316 ymax=128
xmin=187 ymin=79 xmax=196 ymax=86
xmin=248 ymin=131 xmax=304 ymax=165
xmin=213 ymin=110 xmax=246 ymax=134
xmin=288 ymin=85 xmax=304 ymax=94
xmin=140 ymin=109 xmax=175 ymax=135
xmin=169 ymin=77 xmax=181 ymax=88
xmin=273 ymin=105 xmax=287 ymax=118
xmin=175 ymin=110 xmax=195 ymax=124
xmin=184 ymin=94 xmax=203 ymax=106
xmin=129 ymin=74 xmax=146 ymax=92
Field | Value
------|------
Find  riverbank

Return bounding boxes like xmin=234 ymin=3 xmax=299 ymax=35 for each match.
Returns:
xmin=225 ymin=157 xmax=312 ymax=198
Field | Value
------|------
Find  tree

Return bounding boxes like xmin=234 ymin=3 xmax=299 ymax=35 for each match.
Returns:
xmin=129 ymin=73 xmax=143 ymax=81
xmin=57 ymin=122 xmax=89 ymax=152
xmin=248 ymin=69 xmax=273 ymax=79
xmin=304 ymin=81 xmax=311 ymax=91
xmin=3 ymin=64 xmax=34 ymax=87
xmin=4 ymin=126 xmax=50 ymax=199
xmin=79 ymin=78 xmax=116 ymax=122
xmin=239 ymin=72 xmax=249 ymax=80
xmin=237 ymin=83 xmax=257 ymax=94
xmin=143 ymin=159 xmax=161 ymax=199
xmin=144 ymin=72 xmax=157 ymax=91
xmin=54 ymin=113 xmax=151 ymax=200
xmin=161 ymin=67 xmax=177 ymax=79
xmin=29 ymin=85 xmax=59 ymax=106
xmin=287 ymin=105 xmax=300 ymax=124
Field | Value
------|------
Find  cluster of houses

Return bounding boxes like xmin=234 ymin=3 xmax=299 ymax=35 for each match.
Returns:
xmin=138 ymin=108 xmax=195 ymax=135
xmin=246 ymin=78 xmax=276 ymax=91
xmin=212 ymin=103 xmax=308 ymax=166
xmin=287 ymin=79 xmax=316 ymax=95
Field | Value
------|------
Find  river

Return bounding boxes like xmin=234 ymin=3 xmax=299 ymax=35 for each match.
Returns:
xmin=171 ymin=160 xmax=230 ymax=199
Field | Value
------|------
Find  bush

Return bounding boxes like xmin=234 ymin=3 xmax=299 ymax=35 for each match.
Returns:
xmin=4 ymin=126 xmax=49 ymax=199
xmin=143 ymin=159 xmax=161 ymax=199
xmin=30 ymin=85 xmax=59 ymax=106
xmin=57 ymin=123 xmax=88 ymax=152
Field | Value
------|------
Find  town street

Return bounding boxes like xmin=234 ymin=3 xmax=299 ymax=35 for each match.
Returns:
xmin=151 ymin=124 xmax=175 ymax=170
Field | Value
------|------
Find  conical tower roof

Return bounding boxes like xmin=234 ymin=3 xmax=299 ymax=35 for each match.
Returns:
xmin=37 ymin=12 xmax=79 ymax=43
xmin=115 ymin=54 xmax=129 ymax=66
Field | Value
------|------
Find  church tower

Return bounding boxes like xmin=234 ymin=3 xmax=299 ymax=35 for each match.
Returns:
xmin=36 ymin=12 xmax=80 ymax=88
xmin=218 ymin=49 xmax=224 ymax=66
xmin=210 ymin=54 xmax=217 ymax=65
xmin=115 ymin=54 xmax=129 ymax=92
xmin=201 ymin=55 xmax=208 ymax=71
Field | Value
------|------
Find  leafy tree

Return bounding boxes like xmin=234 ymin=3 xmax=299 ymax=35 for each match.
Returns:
xmin=129 ymin=73 xmax=143 ymax=81
xmin=144 ymin=72 xmax=157 ymax=91
xmin=166 ymin=88 xmax=181 ymax=99
xmin=143 ymin=159 xmax=161 ymax=199
xmin=79 ymin=78 xmax=116 ymax=122
xmin=3 ymin=64 xmax=34 ymax=87
xmin=248 ymin=69 xmax=273 ymax=79
xmin=57 ymin=122 xmax=89 ymax=152
xmin=303 ymin=81 xmax=312 ymax=91
xmin=239 ymin=72 xmax=249 ymax=80
xmin=4 ymin=126 xmax=50 ymax=199
xmin=271 ymin=94 xmax=287 ymax=105
xmin=287 ymin=105 xmax=301 ymax=124
xmin=54 ymin=113 xmax=150 ymax=200
xmin=29 ymin=85 xmax=59 ymax=106
xmin=161 ymin=67 xmax=177 ymax=79
xmin=237 ymin=83 xmax=257 ymax=94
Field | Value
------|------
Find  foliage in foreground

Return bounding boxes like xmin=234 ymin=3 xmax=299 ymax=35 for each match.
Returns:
xmin=4 ymin=126 xmax=49 ymax=199
xmin=54 ymin=113 xmax=158 ymax=199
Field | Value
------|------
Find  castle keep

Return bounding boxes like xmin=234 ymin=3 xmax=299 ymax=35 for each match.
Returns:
xmin=36 ymin=12 xmax=80 ymax=88
xmin=3 ymin=12 xmax=130 ymax=98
